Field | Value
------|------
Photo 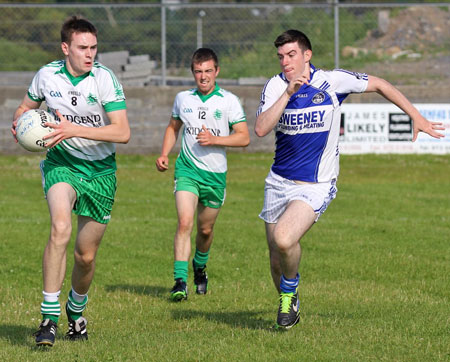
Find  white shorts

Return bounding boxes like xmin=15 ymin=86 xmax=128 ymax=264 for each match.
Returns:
xmin=259 ymin=169 xmax=337 ymax=223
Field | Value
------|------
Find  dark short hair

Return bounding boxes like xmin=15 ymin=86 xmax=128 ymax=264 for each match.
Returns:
xmin=191 ymin=48 xmax=219 ymax=72
xmin=61 ymin=16 xmax=97 ymax=44
xmin=274 ymin=29 xmax=312 ymax=52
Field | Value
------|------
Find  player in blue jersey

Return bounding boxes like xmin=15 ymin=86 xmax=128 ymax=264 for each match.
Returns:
xmin=255 ymin=29 xmax=445 ymax=330
xmin=156 ymin=48 xmax=250 ymax=301
xmin=11 ymin=16 xmax=130 ymax=346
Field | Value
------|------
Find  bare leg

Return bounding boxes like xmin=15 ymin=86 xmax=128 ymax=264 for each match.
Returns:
xmin=71 ymin=216 xmax=107 ymax=294
xmin=173 ymin=191 xmax=198 ymax=261
xmin=265 ymin=223 xmax=282 ymax=293
xmin=265 ymin=200 xmax=316 ymax=292
xmin=195 ymin=204 xmax=221 ymax=253
xmin=43 ymin=183 xmax=77 ymax=293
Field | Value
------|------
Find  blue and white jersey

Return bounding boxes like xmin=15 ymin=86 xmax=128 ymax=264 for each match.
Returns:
xmin=257 ymin=64 xmax=368 ymax=182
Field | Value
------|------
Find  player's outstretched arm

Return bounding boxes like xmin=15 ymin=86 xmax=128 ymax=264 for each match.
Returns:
xmin=365 ymin=75 xmax=445 ymax=141
xmin=44 ymin=109 xmax=131 ymax=147
xmin=156 ymin=117 xmax=183 ymax=172
xmin=196 ymin=122 xmax=250 ymax=148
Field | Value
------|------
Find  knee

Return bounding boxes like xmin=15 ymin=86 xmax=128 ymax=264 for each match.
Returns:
xmin=74 ymin=250 xmax=95 ymax=269
xmin=273 ymin=230 xmax=294 ymax=254
xmin=197 ymin=224 xmax=213 ymax=239
xmin=177 ymin=217 xmax=194 ymax=235
xmin=49 ymin=220 xmax=72 ymax=246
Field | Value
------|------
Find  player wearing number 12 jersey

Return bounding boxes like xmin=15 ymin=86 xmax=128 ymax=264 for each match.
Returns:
xmin=156 ymin=48 xmax=249 ymax=301
xmin=11 ymin=16 xmax=130 ymax=347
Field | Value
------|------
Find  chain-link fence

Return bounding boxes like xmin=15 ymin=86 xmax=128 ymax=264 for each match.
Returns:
xmin=0 ymin=2 xmax=448 ymax=86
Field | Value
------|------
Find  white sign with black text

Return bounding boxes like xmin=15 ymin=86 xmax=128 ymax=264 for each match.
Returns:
xmin=339 ymin=104 xmax=450 ymax=154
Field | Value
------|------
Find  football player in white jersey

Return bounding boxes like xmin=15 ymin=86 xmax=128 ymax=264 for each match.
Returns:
xmin=156 ymin=48 xmax=250 ymax=301
xmin=11 ymin=16 xmax=130 ymax=346
xmin=255 ymin=29 xmax=445 ymax=330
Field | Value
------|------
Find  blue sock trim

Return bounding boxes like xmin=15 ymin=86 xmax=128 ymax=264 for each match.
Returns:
xmin=280 ymin=273 xmax=300 ymax=293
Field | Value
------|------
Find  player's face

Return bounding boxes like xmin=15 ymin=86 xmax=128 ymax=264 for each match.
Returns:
xmin=277 ymin=42 xmax=311 ymax=81
xmin=192 ymin=60 xmax=220 ymax=96
xmin=62 ymin=32 xmax=98 ymax=77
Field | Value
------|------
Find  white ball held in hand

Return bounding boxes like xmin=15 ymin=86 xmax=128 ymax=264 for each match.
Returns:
xmin=16 ymin=109 xmax=57 ymax=152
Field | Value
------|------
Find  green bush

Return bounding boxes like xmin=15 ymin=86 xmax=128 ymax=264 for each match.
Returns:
xmin=0 ymin=39 xmax=52 ymax=71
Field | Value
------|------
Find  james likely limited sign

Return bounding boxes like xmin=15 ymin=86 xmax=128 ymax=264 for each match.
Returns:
xmin=339 ymin=104 xmax=450 ymax=154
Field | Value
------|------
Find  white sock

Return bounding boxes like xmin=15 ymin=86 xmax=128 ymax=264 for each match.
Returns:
xmin=71 ymin=288 xmax=87 ymax=304
xmin=43 ymin=290 xmax=60 ymax=303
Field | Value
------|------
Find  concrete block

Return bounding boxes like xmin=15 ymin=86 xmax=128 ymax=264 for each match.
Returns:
xmin=97 ymin=51 xmax=129 ymax=66
xmin=238 ymin=77 xmax=267 ymax=86
xmin=123 ymin=61 xmax=154 ymax=73
xmin=120 ymin=69 xmax=152 ymax=80
xmin=128 ymin=54 xmax=150 ymax=64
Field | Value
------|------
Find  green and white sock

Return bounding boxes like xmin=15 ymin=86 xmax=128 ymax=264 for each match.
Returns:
xmin=41 ymin=290 xmax=61 ymax=323
xmin=193 ymin=249 xmax=209 ymax=269
xmin=173 ymin=261 xmax=188 ymax=282
xmin=67 ymin=288 xmax=88 ymax=321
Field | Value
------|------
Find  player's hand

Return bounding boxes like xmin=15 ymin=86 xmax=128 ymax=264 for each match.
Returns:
xmin=197 ymin=125 xmax=216 ymax=146
xmin=43 ymin=110 xmax=78 ymax=147
xmin=10 ymin=119 xmax=18 ymax=142
xmin=156 ymin=156 xmax=169 ymax=172
xmin=286 ymin=74 xmax=310 ymax=96
xmin=412 ymin=115 xmax=445 ymax=142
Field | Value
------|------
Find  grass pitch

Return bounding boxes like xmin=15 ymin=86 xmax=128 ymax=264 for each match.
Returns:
xmin=0 ymin=153 xmax=448 ymax=361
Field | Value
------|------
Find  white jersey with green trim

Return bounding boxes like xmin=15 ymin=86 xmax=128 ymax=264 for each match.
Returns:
xmin=172 ymin=85 xmax=246 ymax=187
xmin=28 ymin=60 xmax=126 ymax=177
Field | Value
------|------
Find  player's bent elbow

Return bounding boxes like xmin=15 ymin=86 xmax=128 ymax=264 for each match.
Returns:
xmin=254 ymin=126 xmax=269 ymax=138
xmin=118 ymin=129 xmax=131 ymax=144
xmin=236 ymin=134 xmax=250 ymax=147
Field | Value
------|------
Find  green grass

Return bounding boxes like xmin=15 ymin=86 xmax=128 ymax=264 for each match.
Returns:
xmin=0 ymin=153 xmax=449 ymax=361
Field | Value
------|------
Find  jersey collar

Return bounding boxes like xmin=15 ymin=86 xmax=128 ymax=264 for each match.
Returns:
xmin=60 ymin=62 xmax=93 ymax=87
xmin=193 ymin=84 xmax=223 ymax=103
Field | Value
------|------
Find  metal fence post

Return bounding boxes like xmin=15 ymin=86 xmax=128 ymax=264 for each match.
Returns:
xmin=161 ymin=2 xmax=167 ymax=86
xmin=197 ymin=10 xmax=206 ymax=49
xmin=334 ymin=0 xmax=340 ymax=69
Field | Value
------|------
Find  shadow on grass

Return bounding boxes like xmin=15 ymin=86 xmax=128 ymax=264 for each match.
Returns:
xmin=105 ymin=284 xmax=167 ymax=299
xmin=171 ymin=309 xmax=273 ymax=330
xmin=0 ymin=324 xmax=36 ymax=347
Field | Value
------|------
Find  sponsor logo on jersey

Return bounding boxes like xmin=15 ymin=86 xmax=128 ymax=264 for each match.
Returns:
xmin=294 ymin=93 xmax=308 ymax=99
xmin=213 ymin=109 xmax=222 ymax=120
xmin=60 ymin=114 xmax=102 ymax=127
xmin=68 ymin=91 xmax=81 ymax=97
xmin=183 ymin=108 xmax=193 ymax=113
xmin=186 ymin=126 xmax=221 ymax=137
xmin=312 ymin=92 xmax=325 ymax=104
xmin=49 ymin=90 xmax=62 ymax=98
xmin=278 ymin=110 xmax=326 ymax=131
